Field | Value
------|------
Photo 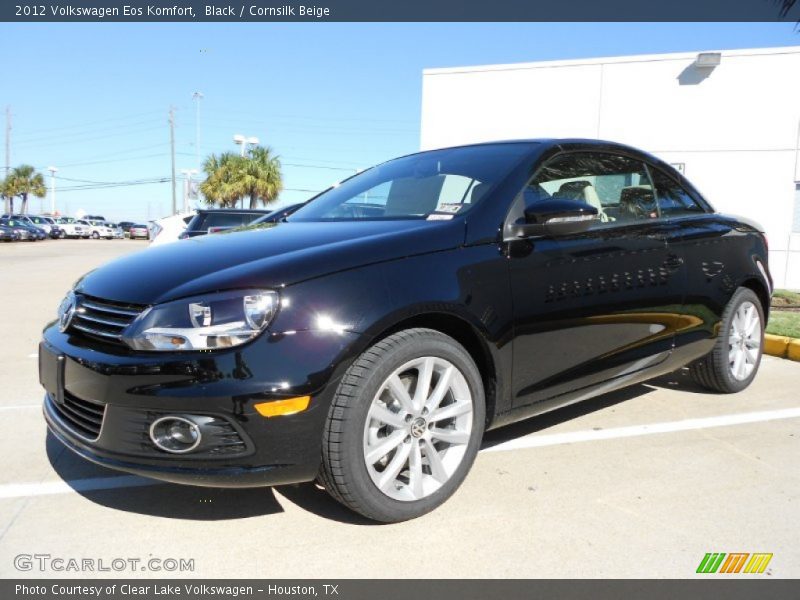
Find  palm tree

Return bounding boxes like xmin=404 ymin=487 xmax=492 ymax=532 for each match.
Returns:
xmin=200 ymin=152 xmax=242 ymax=208
xmin=201 ymin=146 xmax=283 ymax=209
xmin=8 ymin=165 xmax=46 ymax=215
xmin=1 ymin=175 xmax=17 ymax=215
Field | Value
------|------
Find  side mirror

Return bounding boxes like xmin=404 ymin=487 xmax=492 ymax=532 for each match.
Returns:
xmin=512 ymin=199 xmax=598 ymax=238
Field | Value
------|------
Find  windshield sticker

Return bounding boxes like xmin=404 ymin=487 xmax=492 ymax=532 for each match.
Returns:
xmin=435 ymin=203 xmax=465 ymax=214
xmin=427 ymin=214 xmax=454 ymax=221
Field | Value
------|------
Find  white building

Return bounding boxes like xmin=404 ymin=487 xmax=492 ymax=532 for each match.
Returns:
xmin=420 ymin=46 xmax=800 ymax=289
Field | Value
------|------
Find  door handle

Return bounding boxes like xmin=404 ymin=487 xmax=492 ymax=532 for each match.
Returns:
xmin=663 ymin=254 xmax=684 ymax=270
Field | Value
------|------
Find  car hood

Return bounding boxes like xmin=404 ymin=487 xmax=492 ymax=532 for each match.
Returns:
xmin=77 ymin=219 xmax=464 ymax=305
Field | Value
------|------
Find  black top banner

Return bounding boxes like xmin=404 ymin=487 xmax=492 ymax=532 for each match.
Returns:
xmin=3 ymin=0 xmax=800 ymax=22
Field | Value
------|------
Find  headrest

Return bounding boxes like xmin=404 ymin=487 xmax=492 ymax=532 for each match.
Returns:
xmin=620 ymin=186 xmax=654 ymax=206
xmin=469 ymin=182 xmax=489 ymax=204
xmin=555 ymin=180 xmax=592 ymax=201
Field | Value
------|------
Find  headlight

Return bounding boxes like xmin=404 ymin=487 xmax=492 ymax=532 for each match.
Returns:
xmin=123 ymin=289 xmax=279 ymax=352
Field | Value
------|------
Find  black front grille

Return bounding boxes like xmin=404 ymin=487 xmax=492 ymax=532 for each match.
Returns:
xmin=70 ymin=295 xmax=147 ymax=345
xmin=205 ymin=419 xmax=249 ymax=456
xmin=51 ymin=391 xmax=106 ymax=440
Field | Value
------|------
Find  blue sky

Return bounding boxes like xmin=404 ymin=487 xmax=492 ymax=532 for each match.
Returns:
xmin=2 ymin=22 xmax=798 ymax=222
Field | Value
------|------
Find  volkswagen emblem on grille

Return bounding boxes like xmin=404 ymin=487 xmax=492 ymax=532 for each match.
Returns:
xmin=58 ymin=292 xmax=77 ymax=333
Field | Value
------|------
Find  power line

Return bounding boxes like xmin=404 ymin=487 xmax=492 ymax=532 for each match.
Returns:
xmin=55 ymin=175 xmax=136 ymax=184
xmin=12 ymin=109 xmax=165 ymax=137
xmin=202 ymin=108 xmax=416 ymax=125
xmin=14 ymin=117 xmax=164 ymax=144
xmin=57 ymin=177 xmax=171 ymax=192
xmin=39 ymin=152 xmax=171 ymax=170
xmin=200 ymin=118 xmax=416 ymax=136
xmin=14 ymin=123 xmax=165 ymax=149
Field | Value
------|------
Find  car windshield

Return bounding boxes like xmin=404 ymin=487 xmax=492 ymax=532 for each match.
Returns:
xmin=289 ymin=143 xmax=532 ymax=222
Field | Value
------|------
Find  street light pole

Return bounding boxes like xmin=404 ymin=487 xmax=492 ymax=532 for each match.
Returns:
xmin=233 ymin=134 xmax=260 ymax=157
xmin=233 ymin=134 xmax=245 ymax=157
xmin=168 ymin=107 xmax=178 ymax=215
xmin=47 ymin=166 xmax=58 ymax=214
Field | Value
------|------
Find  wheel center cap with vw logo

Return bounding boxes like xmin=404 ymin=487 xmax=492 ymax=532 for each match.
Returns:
xmin=410 ymin=417 xmax=427 ymax=438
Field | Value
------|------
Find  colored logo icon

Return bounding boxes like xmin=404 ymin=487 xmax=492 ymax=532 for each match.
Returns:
xmin=696 ymin=553 xmax=773 ymax=574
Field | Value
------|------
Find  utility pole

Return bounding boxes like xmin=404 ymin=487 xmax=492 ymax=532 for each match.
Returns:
xmin=169 ymin=106 xmax=176 ymax=215
xmin=192 ymin=91 xmax=203 ymax=171
xmin=47 ymin=166 xmax=58 ymax=214
xmin=4 ymin=106 xmax=10 ymax=215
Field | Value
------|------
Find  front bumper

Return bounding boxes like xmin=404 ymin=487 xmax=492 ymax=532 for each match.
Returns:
xmin=40 ymin=324 xmax=359 ymax=487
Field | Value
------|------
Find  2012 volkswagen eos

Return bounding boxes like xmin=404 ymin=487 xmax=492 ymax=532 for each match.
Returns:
xmin=40 ymin=140 xmax=771 ymax=522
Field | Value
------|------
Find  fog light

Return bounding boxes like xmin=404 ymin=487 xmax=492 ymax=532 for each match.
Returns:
xmin=149 ymin=416 xmax=202 ymax=453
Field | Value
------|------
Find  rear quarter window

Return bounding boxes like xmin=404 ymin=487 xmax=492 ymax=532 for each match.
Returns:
xmin=650 ymin=169 xmax=705 ymax=216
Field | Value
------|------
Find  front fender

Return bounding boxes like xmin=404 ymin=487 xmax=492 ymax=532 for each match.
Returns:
xmin=272 ymin=244 xmax=515 ymax=417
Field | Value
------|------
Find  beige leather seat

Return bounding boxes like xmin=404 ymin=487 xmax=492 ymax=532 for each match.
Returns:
xmin=384 ymin=176 xmax=443 ymax=216
xmin=555 ymin=180 xmax=609 ymax=222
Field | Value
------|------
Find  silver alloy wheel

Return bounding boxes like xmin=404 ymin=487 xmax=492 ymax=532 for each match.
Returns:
xmin=362 ymin=356 xmax=473 ymax=502
xmin=728 ymin=300 xmax=761 ymax=381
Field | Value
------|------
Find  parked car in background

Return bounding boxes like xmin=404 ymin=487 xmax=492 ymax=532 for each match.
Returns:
xmin=29 ymin=216 xmax=63 ymax=239
xmin=76 ymin=219 xmax=114 ymax=240
xmin=0 ymin=218 xmax=44 ymax=241
xmin=2 ymin=214 xmax=60 ymax=238
xmin=218 ymin=203 xmax=307 ymax=234
xmin=117 ymin=221 xmax=136 ymax=234
xmin=55 ymin=217 xmax=88 ymax=239
xmin=128 ymin=224 xmax=149 ymax=239
xmin=0 ymin=221 xmax=29 ymax=241
xmin=179 ymin=209 xmax=269 ymax=239
xmin=248 ymin=203 xmax=305 ymax=226
xmin=148 ymin=211 xmax=196 ymax=247
xmin=84 ymin=214 xmax=106 ymax=221
xmin=0 ymin=224 xmax=19 ymax=242
xmin=105 ymin=222 xmax=124 ymax=239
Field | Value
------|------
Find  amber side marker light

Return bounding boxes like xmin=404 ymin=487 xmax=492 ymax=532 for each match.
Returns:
xmin=254 ymin=396 xmax=311 ymax=418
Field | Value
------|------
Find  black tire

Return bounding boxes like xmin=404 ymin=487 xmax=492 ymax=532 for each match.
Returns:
xmin=58 ymin=230 xmax=66 ymax=239
xmin=319 ymin=328 xmax=485 ymax=523
xmin=690 ymin=287 xmax=765 ymax=393
xmin=91 ymin=231 xmax=99 ymax=239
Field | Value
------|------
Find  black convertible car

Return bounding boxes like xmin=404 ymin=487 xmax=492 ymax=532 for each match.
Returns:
xmin=40 ymin=139 xmax=771 ymax=522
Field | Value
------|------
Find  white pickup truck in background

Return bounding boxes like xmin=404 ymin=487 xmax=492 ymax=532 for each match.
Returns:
xmin=55 ymin=217 xmax=88 ymax=239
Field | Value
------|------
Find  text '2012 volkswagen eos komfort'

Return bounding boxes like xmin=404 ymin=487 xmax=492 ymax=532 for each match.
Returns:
xmin=40 ymin=140 xmax=771 ymax=522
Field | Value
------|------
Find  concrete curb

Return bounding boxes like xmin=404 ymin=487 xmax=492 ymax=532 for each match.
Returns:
xmin=764 ymin=333 xmax=800 ymax=361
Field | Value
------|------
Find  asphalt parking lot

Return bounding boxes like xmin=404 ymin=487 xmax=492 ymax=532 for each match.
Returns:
xmin=0 ymin=240 xmax=798 ymax=578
